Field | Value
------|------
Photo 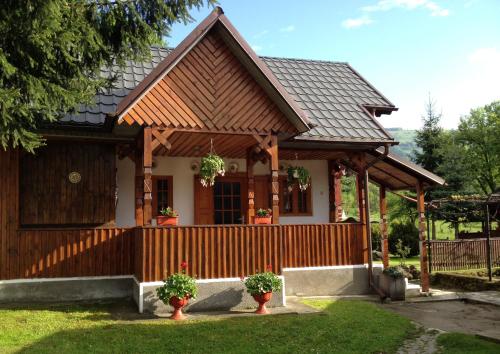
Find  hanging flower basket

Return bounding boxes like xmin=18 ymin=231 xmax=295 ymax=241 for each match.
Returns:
xmin=200 ymin=153 xmax=225 ymax=187
xmin=287 ymin=166 xmax=310 ymax=191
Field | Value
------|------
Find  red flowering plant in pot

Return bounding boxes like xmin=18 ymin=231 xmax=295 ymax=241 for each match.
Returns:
xmin=255 ymin=208 xmax=272 ymax=224
xmin=157 ymin=207 xmax=179 ymax=226
xmin=243 ymin=265 xmax=282 ymax=314
xmin=156 ymin=261 xmax=198 ymax=320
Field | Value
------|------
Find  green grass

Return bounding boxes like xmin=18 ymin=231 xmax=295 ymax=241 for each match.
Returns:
xmin=0 ymin=300 xmax=417 ymax=354
xmin=375 ymin=256 xmax=421 ymax=269
xmin=437 ymin=333 xmax=500 ymax=354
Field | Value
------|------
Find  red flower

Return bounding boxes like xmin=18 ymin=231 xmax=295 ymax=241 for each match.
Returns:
xmin=266 ymin=264 xmax=273 ymax=271
xmin=180 ymin=261 xmax=188 ymax=269
xmin=240 ymin=276 xmax=245 ymax=282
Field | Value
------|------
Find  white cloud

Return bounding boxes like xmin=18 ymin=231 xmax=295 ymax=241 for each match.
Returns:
xmin=342 ymin=16 xmax=373 ymax=29
xmin=279 ymin=25 xmax=295 ymax=33
xmin=250 ymin=44 xmax=263 ymax=52
xmin=361 ymin=0 xmax=449 ymax=16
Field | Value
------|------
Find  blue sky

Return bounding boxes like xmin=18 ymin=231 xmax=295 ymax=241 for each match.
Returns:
xmin=167 ymin=0 xmax=500 ymax=129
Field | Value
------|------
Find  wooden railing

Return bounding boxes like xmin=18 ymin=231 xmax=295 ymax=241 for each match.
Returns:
xmin=135 ymin=223 xmax=367 ymax=282
xmin=13 ymin=228 xmax=135 ymax=279
xmin=430 ymin=239 xmax=500 ymax=272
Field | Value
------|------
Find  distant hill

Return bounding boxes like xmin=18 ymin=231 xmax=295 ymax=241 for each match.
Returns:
xmin=386 ymin=128 xmax=420 ymax=160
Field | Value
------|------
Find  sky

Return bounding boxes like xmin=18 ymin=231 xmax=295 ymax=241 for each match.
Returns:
xmin=167 ymin=0 xmax=500 ymax=130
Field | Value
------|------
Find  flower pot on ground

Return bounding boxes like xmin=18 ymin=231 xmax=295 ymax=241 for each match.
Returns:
xmin=156 ymin=261 xmax=198 ymax=320
xmin=255 ymin=208 xmax=272 ymax=224
xmin=157 ymin=207 xmax=179 ymax=226
xmin=380 ymin=266 xmax=407 ymax=301
xmin=243 ymin=265 xmax=282 ymax=314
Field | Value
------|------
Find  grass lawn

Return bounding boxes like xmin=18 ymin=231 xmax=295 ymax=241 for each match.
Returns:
xmin=0 ymin=299 xmax=417 ymax=353
xmin=375 ymin=255 xmax=421 ymax=269
xmin=437 ymin=333 xmax=500 ymax=354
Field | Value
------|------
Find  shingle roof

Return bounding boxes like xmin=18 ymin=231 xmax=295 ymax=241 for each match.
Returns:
xmin=62 ymin=47 xmax=396 ymax=143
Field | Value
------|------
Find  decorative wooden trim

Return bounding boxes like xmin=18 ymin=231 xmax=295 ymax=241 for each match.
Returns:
xmin=151 ymin=128 xmax=174 ymax=153
xmin=143 ymin=127 xmax=153 ymax=225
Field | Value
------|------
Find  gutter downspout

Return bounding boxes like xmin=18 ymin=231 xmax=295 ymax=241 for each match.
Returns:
xmin=364 ymin=144 xmax=390 ymax=299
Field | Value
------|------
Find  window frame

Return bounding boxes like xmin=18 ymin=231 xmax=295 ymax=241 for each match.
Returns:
xmin=279 ymin=176 xmax=313 ymax=216
xmin=152 ymin=175 xmax=173 ymax=217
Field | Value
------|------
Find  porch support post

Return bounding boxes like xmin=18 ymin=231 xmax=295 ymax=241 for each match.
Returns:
xmin=328 ymin=161 xmax=344 ymax=222
xmin=266 ymin=135 xmax=279 ymax=224
xmin=247 ymin=149 xmax=256 ymax=224
xmin=135 ymin=136 xmax=144 ymax=226
xmin=356 ymin=173 xmax=366 ymax=224
xmin=143 ymin=127 xmax=153 ymax=226
xmin=416 ymin=180 xmax=430 ymax=293
xmin=379 ymin=186 xmax=389 ymax=269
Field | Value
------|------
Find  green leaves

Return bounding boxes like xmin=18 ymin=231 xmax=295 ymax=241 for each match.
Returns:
xmin=157 ymin=272 xmax=198 ymax=301
xmin=243 ymin=271 xmax=282 ymax=296
xmin=0 ymin=0 xmax=214 ymax=152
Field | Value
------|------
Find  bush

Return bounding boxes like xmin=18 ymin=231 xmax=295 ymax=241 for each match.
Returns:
xmin=389 ymin=222 xmax=419 ymax=257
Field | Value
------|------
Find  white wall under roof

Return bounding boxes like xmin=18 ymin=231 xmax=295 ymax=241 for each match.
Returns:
xmin=115 ymin=156 xmax=330 ymax=227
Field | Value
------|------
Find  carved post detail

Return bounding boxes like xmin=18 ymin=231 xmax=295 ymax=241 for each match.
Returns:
xmin=135 ymin=135 xmax=144 ymax=226
xmin=266 ymin=135 xmax=279 ymax=224
xmin=417 ymin=181 xmax=430 ymax=293
xmin=143 ymin=127 xmax=153 ymax=226
xmin=328 ymin=161 xmax=344 ymax=222
xmin=379 ymin=186 xmax=389 ymax=269
xmin=247 ymin=149 xmax=256 ymax=224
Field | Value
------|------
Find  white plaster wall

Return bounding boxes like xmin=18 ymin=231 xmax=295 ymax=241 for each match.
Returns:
xmin=115 ymin=156 xmax=330 ymax=226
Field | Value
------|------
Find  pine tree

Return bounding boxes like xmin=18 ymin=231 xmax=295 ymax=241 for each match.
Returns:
xmin=0 ymin=0 xmax=214 ymax=152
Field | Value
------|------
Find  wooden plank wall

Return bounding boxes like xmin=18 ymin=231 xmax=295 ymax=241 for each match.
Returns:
xmin=135 ymin=223 xmax=368 ymax=282
xmin=0 ymin=148 xmax=20 ymax=280
xmin=430 ymin=239 xmax=500 ymax=272
xmin=12 ymin=228 xmax=135 ymax=279
xmin=19 ymin=142 xmax=116 ymax=226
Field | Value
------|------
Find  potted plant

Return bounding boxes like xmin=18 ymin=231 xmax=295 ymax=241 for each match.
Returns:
xmin=200 ymin=153 xmax=225 ymax=187
xmin=243 ymin=265 xmax=282 ymax=314
xmin=380 ymin=266 xmax=407 ymax=301
xmin=287 ymin=166 xmax=310 ymax=191
xmin=157 ymin=207 xmax=179 ymax=226
xmin=255 ymin=208 xmax=272 ymax=224
xmin=156 ymin=261 xmax=198 ymax=320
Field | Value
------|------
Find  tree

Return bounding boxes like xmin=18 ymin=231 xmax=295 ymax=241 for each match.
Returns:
xmin=456 ymin=101 xmax=500 ymax=194
xmin=413 ymin=95 xmax=444 ymax=173
xmin=0 ymin=0 xmax=214 ymax=152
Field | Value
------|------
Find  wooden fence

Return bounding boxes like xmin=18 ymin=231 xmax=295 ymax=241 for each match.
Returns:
xmin=429 ymin=239 xmax=500 ymax=272
xmin=135 ymin=223 xmax=367 ymax=282
xmin=12 ymin=228 xmax=135 ymax=279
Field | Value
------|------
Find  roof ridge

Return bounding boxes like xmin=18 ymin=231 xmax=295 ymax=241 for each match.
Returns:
xmin=259 ymin=55 xmax=348 ymax=65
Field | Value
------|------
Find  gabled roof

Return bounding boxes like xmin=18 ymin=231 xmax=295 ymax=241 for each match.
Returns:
xmin=61 ymin=7 xmax=397 ymax=144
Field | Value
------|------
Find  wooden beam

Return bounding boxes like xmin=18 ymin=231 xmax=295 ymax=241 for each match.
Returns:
xmin=143 ymin=127 xmax=153 ymax=225
xmin=135 ymin=136 xmax=144 ymax=226
xmin=379 ymin=186 xmax=389 ymax=269
xmin=416 ymin=181 xmax=430 ymax=293
xmin=152 ymin=128 xmax=174 ymax=153
xmin=265 ymin=135 xmax=279 ymax=224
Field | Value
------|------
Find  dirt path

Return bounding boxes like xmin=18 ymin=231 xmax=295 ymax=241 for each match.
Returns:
xmin=396 ymin=326 xmax=443 ymax=354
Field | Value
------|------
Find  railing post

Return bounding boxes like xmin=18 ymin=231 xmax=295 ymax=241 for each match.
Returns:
xmin=417 ymin=181 xmax=430 ymax=293
xmin=247 ymin=149 xmax=255 ymax=224
xmin=266 ymin=135 xmax=279 ymax=224
xmin=379 ymin=186 xmax=389 ymax=269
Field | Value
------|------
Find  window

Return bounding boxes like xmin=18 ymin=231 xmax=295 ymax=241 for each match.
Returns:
xmin=152 ymin=176 xmax=173 ymax=217
xmin=213 ymin=181 xmax=243 ymax=224
xmin=279 ymin=177 xmax=312 ymax=216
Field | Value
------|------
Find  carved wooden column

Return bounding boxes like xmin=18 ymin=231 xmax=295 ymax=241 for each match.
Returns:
xmin=247 ymin=149 xmax=256 ymax=224
xmin=143 ymin=127 xmax=153 ymax=226
xmin=379 ymin=186 xmax=389 ymax=269
xmin=266 ymin=135 xmax=279 ymax=224
xmin=416 ymin=181 xmax=430 ymax=293
xmin=356 ymin=172 xmax=366 ymax=224
xmin=328 ymin=161 xmax=344 ymax=222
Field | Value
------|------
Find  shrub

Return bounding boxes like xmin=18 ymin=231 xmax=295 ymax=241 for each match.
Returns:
xmin=389 ymin=222 xmax=419 ymax=257
xmin=383 ymin=266 xmax=405 ymax=279
xmin=243 ymin=265 xmax=282 ymax=295
xmin=156 ymin=262 xmax=198 ymax=302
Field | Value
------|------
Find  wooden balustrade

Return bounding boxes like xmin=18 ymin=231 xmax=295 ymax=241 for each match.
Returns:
xmin=430 ymin=239 xmax=500 ymax=272
xmin=13 ymin=228 xmax=135 ymax=279
xmin=135 ymin=223 xmax=367 ymax=282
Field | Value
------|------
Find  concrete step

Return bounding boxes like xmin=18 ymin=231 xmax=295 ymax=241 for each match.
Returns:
xmin=405 ymin=279 xmax=421 ymax=298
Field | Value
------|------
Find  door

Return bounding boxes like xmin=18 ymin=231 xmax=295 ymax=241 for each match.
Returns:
xmin=194 ymin=175 xmax=247 ymax=224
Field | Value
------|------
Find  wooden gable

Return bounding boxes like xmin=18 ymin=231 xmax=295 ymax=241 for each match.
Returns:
xmin=120 ymin=30 xmax=297 ymax=134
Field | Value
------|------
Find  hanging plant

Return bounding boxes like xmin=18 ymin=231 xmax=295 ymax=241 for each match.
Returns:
xmin=200 ymin=153 xmax=225 ymax=187
xmin=287 ymin=166 xmax=310 ymax=191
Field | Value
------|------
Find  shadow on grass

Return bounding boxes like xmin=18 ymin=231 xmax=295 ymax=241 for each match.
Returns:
xmin=11 ymin=300 xmax=416 ymax=354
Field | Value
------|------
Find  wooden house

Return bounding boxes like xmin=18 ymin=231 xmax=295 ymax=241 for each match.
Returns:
xmin=0 ymin=8 xmax=444 ymax=312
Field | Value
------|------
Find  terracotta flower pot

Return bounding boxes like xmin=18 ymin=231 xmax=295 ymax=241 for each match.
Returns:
xmin=157 ymin=216 xmax=178 ymax=226
xmin=169 ymin=295 xmax=189 ymax=320
xmin=255 ymin=216 xmax=272 ymax=225
xmin=252 ymin=292 xmax=272 ymax=314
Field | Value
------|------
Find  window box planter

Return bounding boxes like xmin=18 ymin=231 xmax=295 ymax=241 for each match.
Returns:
xmin=157 ymin=216 xmax=179 ymax=226
xmin=255 ymin=216 xmax=272 ymax=224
